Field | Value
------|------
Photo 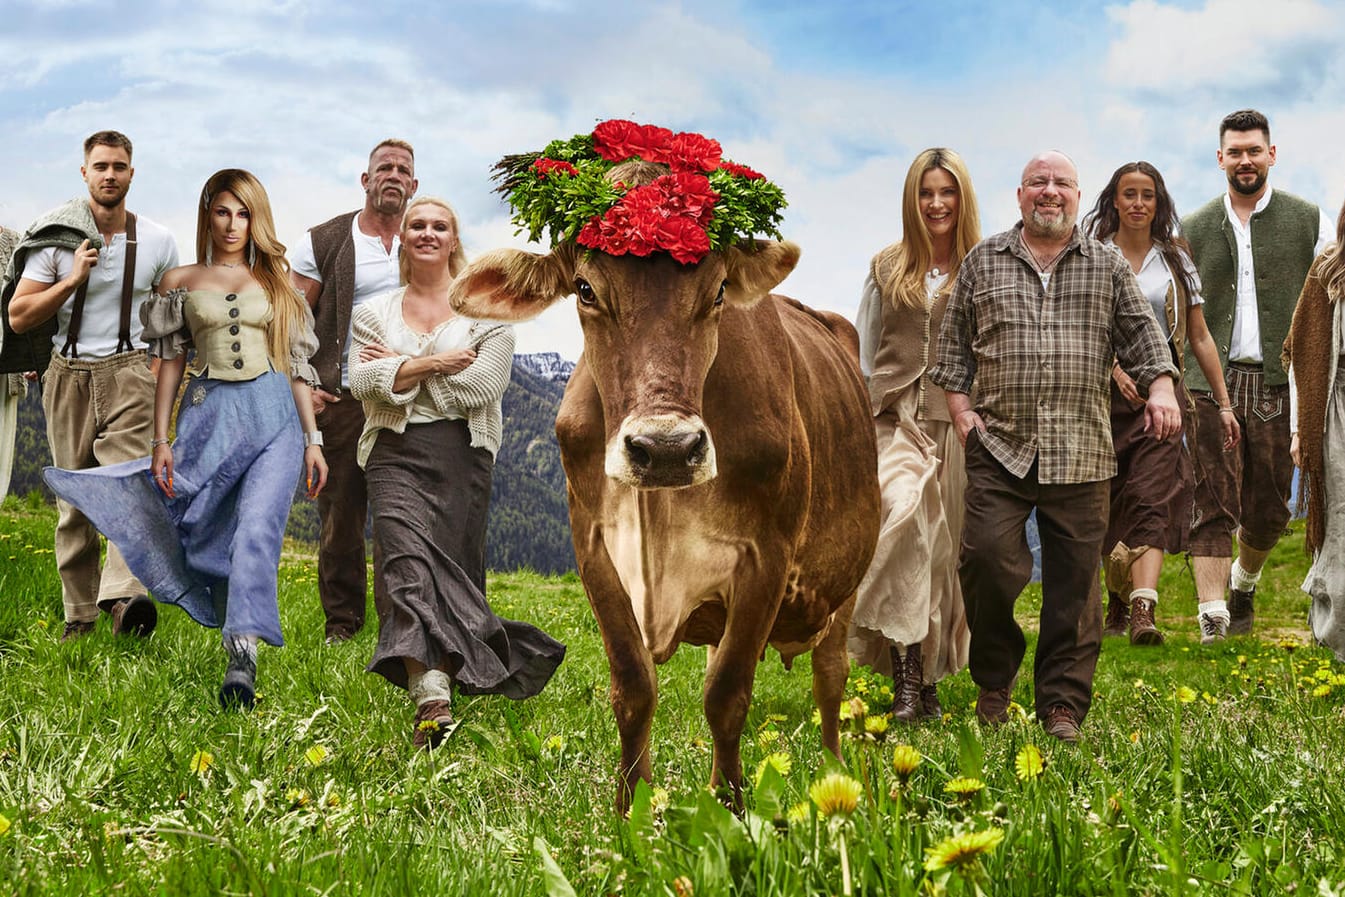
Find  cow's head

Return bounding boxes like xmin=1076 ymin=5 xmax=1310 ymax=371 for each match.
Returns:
xmin=451 ymin=190 xmax=798 ymax=490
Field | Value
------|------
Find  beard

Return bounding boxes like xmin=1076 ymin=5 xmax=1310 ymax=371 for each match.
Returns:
xmin=1227 ymin=167 xmax=1267 ymax=196
xmin=1026 ymin=206 xmax=1074 ymax=240
xmin=89 ymin=183 xmax=129 ymax=209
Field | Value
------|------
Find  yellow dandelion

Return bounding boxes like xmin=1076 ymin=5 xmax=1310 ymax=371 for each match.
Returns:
xmin=326 ymin=792 xmax=341 ymax=808
xmin=672 ymin=875 xmax=694 ymax=897
xmin=1315 ymin=667 xmax=1333 ymax=681
xmin=923 ymin=828 xmax=1005 ymax=872
xmin=786 ymin=801 xmax=812 ymax=825
xmin=543 ymin=734 xmax=565 ymax=752
xmin=1129 ymin=730 xmax=1140 ymax=744
xmin=809 ymin=772 xmax=863 ymax=818
xmin=840 ymin=696 xmax=868 ymax=721
xmin=1107 ymin=791 xmax=1123 ymax=814
xmin=1237 ymin=655 xmax=1248 ymax=667
xmin=891 ymin=744 xmax=922 ymax=781
xmin=853 ymin=678 xmax=870 ymax=695
xmin=285 ymin=788 xmax=310 ymax=807
xmin=1331 ymin=674 xmax=1345 ymax=687
xmin=304 ymin=745 xmax=329 ymax=767
xmin=1313 ymin=684 xmax=1332 ymax=698
xmin=865 ymin=715 xmax=890 ymax=737
xmin=943 ymin=777 xmax=987 ymax=801
xmin=753 ymin=751 xmax=793 ymax=786
xmin=0 ymin=814 xmax=10 ymax=837
xmin=189 ymin=750 xmax=214 ymax=775
xmin=1014 ymin=744 xmax=1044 ymax=781
xmin=1175 ymin=686 xmax=1197 ymax=704
xmin=1202 ymin=692 xmax=1218 ymax=705
xmin=650 ymin=787 xmax=671 ymax=813
xmin=1278 ymin=638 xmax=1300 ymax=653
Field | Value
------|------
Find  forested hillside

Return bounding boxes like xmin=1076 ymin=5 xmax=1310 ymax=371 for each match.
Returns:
xmin=6 ymin=355 xmax=577 ymax=573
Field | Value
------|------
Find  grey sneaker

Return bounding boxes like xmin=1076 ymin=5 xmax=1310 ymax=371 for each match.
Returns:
xmin=1199 ymin=611 xmax=1229 ymax=645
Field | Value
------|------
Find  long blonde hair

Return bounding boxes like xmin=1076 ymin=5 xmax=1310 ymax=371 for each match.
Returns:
xmin=878 ymin=148 xmax=981 ymax=309
xmin=1318 ymin=199 xmax=1345 ymax=304
xmin=399 ymin=196 xmax=469 ymax=285
xmin=197 ymin=169 xmax=307 ymax=375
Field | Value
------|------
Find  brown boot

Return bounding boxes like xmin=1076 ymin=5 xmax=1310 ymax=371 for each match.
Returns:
xmin=920 ymin=684 xmax=942 ymax=719
xmin=1129 ymin=595 xmax=1164 ymax=646
xmin=889 ymin=644 xmax=922 ymax=722
xmin=1102 ymin=592 xmax=1129 ymax=637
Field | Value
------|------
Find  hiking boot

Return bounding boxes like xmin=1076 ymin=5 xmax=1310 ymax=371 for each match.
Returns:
xmin=975 ymin=686 xmax=1013 ymax=726
xmin=1102 ymin=592 xmax=1129 ymax=637
xmin=109 ymin=595 xmax=157 ymax=638
xmin=61 ymin=620 xmax=96 ymax=642
xmin=1042 ymin=704 xmax=1080 ymax=742
xmin=1199 ymin=611 xmax=1229 ymax=645
xmin=219 ymin=639 xmax=257 ymax=710
xmin=413 ymin=699 xmax=456 ymax=749
xmin=890 ymin=643 xmax=923 ymax=723
xmin=1129 ymin=596 xmax=1164 ymax=646
xmin=920 ymin=684 xmax=943 ymax=720
xmin=1228 ymin=586 xmax=1255 ymax=636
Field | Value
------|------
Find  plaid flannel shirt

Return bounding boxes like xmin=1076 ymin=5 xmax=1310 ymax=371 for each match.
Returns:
xmin=928 ymin=223 xmax=1177 ymax=484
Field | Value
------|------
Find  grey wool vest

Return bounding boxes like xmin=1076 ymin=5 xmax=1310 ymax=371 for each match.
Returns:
xmin=1181 ymin=190 xmax=1320 ymax=390
xmin=307 ymin=210 xmax=360 ymax=393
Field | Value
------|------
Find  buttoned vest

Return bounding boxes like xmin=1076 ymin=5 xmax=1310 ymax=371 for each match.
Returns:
xmin=307 ymin=210 xmax=359 ymax=392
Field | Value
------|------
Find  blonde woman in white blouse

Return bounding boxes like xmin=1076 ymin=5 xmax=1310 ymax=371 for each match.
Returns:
xmin=350 ymin=196 xmax=564 ymax=749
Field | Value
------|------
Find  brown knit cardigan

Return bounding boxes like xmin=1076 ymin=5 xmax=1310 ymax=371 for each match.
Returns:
xmin=1283 ymin=255 xmax=1338 ymax=554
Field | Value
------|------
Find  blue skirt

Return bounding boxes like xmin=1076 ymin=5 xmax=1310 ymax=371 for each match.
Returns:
xmin=43 ymin=371 xmax=303 ymax=646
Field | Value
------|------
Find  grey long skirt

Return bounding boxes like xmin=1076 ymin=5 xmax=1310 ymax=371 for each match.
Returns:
xmin=365 ymin=419 xmax=565 ymax=698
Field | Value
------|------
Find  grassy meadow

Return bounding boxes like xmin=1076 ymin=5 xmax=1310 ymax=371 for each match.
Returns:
xmin=2 ymin=494 xmax=1345 ymax=895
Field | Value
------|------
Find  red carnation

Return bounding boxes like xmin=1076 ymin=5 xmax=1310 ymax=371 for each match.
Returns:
xmin=654 ymin=215 xmax=712 ymax=265
xmin=656 ymin=173 xmax=718 ymax=227
xmin=593 ymin=119 xmax=674 ymax=164
xmin=533 ymin=158 xmax=579 ymax=178
xmin=665 ymin=132 xmax=722 ymax=173
xmin=719 ymin=160 xmax=765 ymax=180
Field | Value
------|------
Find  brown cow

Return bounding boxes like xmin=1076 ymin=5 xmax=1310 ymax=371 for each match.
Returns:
xmin=451 ymin=200 xmax=879 ymax=811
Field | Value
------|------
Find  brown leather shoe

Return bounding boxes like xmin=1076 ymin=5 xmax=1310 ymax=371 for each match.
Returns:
xmin=920 ymin=684 xmax=943 ymax=719
xmin=413 ymin=699 xmax=456 ymax=749
xmin=61 ymin=620 xmax=96 ymax=642
xmin=1228 ymin=586 xmax=1255 ymax=635
xmin=1102 ymin=592 xmax=1129 ymax=637
xmin=1129 ymin=596 xmax=1164 ymax=646
xmin=1042 ymin=704 xmax=1080 ymax=742
xmin=976 ymin=686 xmax=1012 ymax=725
xmin=890 ymin=644 xmax=923 ymax=722
xmin=110 ymin=595 xmax=156 ymax=637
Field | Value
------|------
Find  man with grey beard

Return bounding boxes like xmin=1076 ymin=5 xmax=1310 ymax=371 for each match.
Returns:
xmin=290 ymin=139 xmax=417 ymax=642
xmin=929 ymin=150 xmax=1181 ymax=741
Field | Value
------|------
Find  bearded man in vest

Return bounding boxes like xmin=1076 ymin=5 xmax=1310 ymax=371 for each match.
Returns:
xmin=291 ymin=139 xmax=417 ymax=642
xmin=1182 ymin=109 xmax=1333 ymax=642
xmin=5 ymin=130 xmax=179 ymax=641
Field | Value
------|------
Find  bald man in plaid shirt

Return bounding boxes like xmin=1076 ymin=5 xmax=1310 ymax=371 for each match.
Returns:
xmin=929 ymin=150 xmax=1181 ymax=742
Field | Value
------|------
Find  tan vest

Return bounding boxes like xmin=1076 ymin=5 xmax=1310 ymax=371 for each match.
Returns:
xmin=184 ymin=289 xmax=273 ymax=380
xmin=867 ymin=249 xmax=951 ymax=421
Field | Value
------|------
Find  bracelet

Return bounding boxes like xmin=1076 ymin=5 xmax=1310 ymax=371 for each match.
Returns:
xmin=150 ymin=437 xmax=170 ymax=448
xmin=1218 ymin=406 xmax=1234 ymax=415
xmin=304 ymin=431 xmax=324 ymax=447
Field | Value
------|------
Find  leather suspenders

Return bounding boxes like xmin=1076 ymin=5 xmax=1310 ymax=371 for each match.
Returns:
xmin=61 ymin=211 xmax=139 ymax=358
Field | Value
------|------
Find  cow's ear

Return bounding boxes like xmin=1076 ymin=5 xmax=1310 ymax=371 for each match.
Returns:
xmin=721 ymin=240 xmax=800 ymax=306
xmin=449 ymin=245 xmax=577 ymax=322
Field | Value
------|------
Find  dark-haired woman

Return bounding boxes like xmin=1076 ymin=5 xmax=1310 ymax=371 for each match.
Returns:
xmin=44 ymin=169 xmax=327 ymax=707
xmin=1285 ymin=198 xmax=1345 ymax=661
xmin=849 ymin=148 xmax=980 ymax=721
xmin=1084 ymin=162 xmax=1239 ymax=645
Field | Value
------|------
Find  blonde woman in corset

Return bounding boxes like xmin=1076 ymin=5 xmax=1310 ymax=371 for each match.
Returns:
xmin=45 ymin=169 xmax=326 ymax=708
xmin=850 ymin=148 xmax=980 ymax=721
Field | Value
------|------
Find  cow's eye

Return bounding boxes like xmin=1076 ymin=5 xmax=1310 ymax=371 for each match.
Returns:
xmin=575 ymin=278 xmax=596 ymax=307
xmin=713 ymin=280 xmax=727 ymax=307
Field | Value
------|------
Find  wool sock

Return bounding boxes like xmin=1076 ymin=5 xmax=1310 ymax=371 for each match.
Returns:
xmin=1198 ymin=599 xmax=1229 ymax=620
xmin=409 ymin=668 xmax=453 ymax=706
xmin=1230 ymin=559 xmax=1261 ymax=592
xmin=1129 ymin=587 xmax=1158 ymax=605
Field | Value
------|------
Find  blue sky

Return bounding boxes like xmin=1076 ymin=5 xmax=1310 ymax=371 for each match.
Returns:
xmin=2 ymin=0 xmax=1341 ymax=359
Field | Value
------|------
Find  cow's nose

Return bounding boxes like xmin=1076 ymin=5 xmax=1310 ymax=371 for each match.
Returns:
xmin=625 ymin=430 xmax=708 ymax=472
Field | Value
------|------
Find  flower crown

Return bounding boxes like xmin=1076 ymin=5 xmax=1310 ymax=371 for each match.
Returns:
xmin=493 ymin=119 xmax=788 ymax=265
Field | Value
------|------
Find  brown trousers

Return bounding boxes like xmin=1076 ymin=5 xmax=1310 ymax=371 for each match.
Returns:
xmin=315 ymin=391 xmax=387 ymax=639
xmin=960 ymin=431 xmax=1107 ymax=721
xmin=42 ymin=351 xmax=154 ymax=622
xmin=1188 ymin=363 xmax=1293 ymax=556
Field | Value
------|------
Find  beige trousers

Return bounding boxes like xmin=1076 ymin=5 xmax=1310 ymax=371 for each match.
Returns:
xmin=42 ymin=351 xmax=155 ymax=622
xmin=1 ymin=374 xmax=23 ymax=498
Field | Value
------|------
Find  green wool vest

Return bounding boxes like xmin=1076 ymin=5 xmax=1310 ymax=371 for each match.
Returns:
xmin=1181 ymin=190 xmax=1320 ymax=391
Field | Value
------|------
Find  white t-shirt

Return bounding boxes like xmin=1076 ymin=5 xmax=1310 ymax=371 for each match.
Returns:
xmin=21 ymin=215 xmax=179 ymax=359
xmin=290 ymin=214 xmax=401 ymax=388
xmin=1223 ymin=187 xmax=1333 ymax=364
xmin=1104 ymin=240 xmax=1202 ymax=341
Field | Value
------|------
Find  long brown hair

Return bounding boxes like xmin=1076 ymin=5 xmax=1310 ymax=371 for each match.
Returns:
xmin=1084 ymin=161 xmax=1198 ymax=301
xmin=1316 ymin=198 xmax=1345 ymax=303
xmin=877 ymin=148 xmax=981 ymax=309
xmin=197 ymin=169 xmax=307 ymax=375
